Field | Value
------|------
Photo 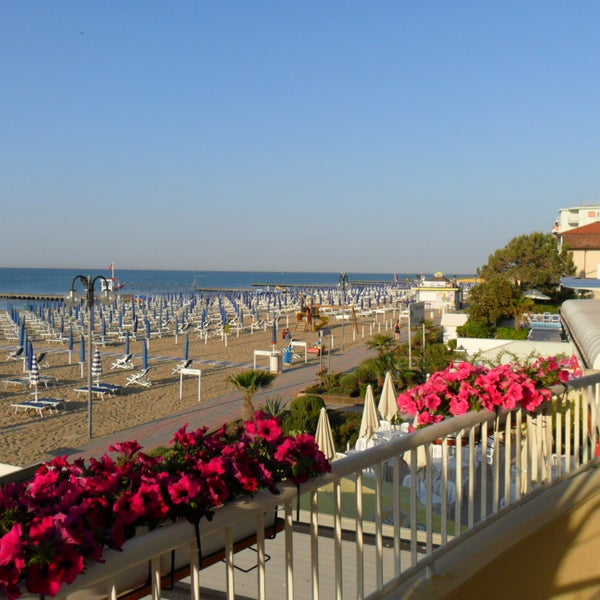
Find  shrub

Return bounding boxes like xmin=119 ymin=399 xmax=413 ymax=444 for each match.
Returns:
xmin=495 ymin=327 xmax=529 ymax=340
xmin=457 ymin=318 xmax=494 ymax=338
xmin=330 ymin=410 xmax=362 ymax=450
xmin=283 ymin=394 xmax=325 ymax=436
xmin=338 ymin=373 xmax=361 ymax=397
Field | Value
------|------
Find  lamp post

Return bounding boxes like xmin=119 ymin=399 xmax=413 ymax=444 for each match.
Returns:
xmin=66 ymin=275 xmax=113 ymax=438
xmin=339 ymin=272 xmax=349 ymax=350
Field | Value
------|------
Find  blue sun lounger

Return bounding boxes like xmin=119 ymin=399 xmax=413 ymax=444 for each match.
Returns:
xmin=11 ymin=398 xmax=66 ymax=417
xmin=74 ymin=383 xmax=122 ymax=398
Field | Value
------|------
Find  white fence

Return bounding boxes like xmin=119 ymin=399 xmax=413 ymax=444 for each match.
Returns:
xmin=56 ymin=372 xmax=600 ymax=599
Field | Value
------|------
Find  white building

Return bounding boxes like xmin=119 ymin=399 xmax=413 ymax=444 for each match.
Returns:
xmin=440 ymin=312 xmax=468 ymax=343
xmin=555 ymin=204 xmax=600 ymax=234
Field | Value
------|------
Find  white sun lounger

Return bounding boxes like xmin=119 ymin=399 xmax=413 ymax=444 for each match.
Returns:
xmin=6 ymin=347 xmax=24 ymax=360
xmin=171 ymin=359 xmax=193 ymax=374
xmin=11 ymin=398 xmax=66 ymax=418
xmin=111 ymin=354 xmax=134 ymax=370
xmin=125 ymin=368 xmax=152 ymax=388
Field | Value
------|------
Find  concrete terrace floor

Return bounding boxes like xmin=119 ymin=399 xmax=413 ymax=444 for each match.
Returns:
xmin=69 ymin=344 xmax=376 ymax=461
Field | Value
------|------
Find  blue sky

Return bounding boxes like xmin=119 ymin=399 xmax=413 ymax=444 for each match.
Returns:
xmin=1 ymin=2 xmax=599 ymax=274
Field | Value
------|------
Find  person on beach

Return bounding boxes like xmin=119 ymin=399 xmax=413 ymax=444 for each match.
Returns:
xmin=394 ymin=320 xmax=401 ymax=341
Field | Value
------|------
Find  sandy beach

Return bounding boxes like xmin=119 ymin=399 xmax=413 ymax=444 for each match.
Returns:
xmin=0 ymin=313 xmax=391 ymax=468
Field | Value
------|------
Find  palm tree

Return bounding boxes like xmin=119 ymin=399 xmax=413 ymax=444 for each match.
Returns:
xmin=512 ymin=295 xmax=536 ymax=329
xmin=228 ymin=369 xmax=277 ymax=422
xmin=366 ymin=334 xmax=396 ymax=356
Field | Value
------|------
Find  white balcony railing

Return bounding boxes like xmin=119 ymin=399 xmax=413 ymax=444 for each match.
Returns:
xmin=56 ymin=372 xmax=600 ymax=600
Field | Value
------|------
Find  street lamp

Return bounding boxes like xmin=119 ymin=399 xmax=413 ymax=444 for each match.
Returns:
xmin=66 ymin=275 xmax=113 ymax=438
xmin=339 ymin=272 xmax=349 ymax=350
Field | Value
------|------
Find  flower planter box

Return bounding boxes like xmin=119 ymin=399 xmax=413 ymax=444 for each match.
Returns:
xmin=56 ymin=509 xmax=280 ymax=600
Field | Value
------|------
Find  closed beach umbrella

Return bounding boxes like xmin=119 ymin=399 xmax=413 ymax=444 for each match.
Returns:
xmin=19 ymin=321 xmax=25 ymax=348
xmin=378 ymin=371 xmax=398 ymax=422
xmin=29 ymin=355 xmax=40 ymax=401
xmin=315 ymin=407 xmax=336 ymax=461
xmin=359 ymin=385 xmax=380 ymax=441
xmin=142 ymin=338 xmax=149 ymax=370
xmin=68 ymin=327 xmax=74 ymax=351
xmin=26 ymin=340 xmax=33 ymax=371
xmin=183 ymin=333 xmax=189 ymax=361
xmin=124 ymin=330 xmax=130 ymax=355
xmin=92 ymin=347 xmax=103 ymax=384
xmin=271 ymin=317 xmax=277 ymax=350
xmin=80 ymin=336 xmax=86 ymax=364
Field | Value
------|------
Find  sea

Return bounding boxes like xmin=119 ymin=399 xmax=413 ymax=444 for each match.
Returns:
xmin=0 ymin=268 xmax=457 ymax=297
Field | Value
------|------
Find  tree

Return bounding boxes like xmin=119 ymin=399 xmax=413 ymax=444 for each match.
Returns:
xmin=228 ymin=369 xmax=276 ymax=422
xmin=477 ymin=232 xmax=575 ymax=295
xmin=366 ymin=334 xmax=396 ymax=356
xmin=466 ymin=277 xmax=521 ymax=326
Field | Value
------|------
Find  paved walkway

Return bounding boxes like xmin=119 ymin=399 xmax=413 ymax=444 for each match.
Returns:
xmin=71 ymin=344 xmax=376 ymax=460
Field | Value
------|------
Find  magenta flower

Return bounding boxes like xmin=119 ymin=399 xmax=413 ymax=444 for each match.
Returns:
xmin=397 ymin=355 xmax=582 ymax=427
xmin=0 ymin=413 xmax=331 ymax=597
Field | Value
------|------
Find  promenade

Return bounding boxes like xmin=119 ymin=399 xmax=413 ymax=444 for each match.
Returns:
xmin=70 ymin=343 xmax=376 ymax=461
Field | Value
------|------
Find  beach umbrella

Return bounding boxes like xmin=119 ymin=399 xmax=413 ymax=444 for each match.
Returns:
xmin=80 ymin=336 xmax=86 ymax=364
xmin=124 ymin=330 xmax=130 ymax=355
xmin=29 ymin=355 xmax=40 ymax=401
xmin=378 ymin=371 xmax=398 ymax=422
xmin=27 ymin=341 xmax=34 ymax=371
xmin=68 ymin=326 xmax=74 ymax=351
xmin=315 ymin=407 xmax=336 ymax=461
xmin=18 ymin=321 xmax=25 ymax=348
xmin=92 ymin=347 xmax=103 ymax=384
xmin=183 ymin=333 xmax=189 ymax=361
xmin=271 ymin=317 xmax=278 ymax=350
xmin=142 ymin=338 xmax=149 ymax=370
xmin=524 ymin=289 xmax=551 ymax=301
xmin=358 ymin=385 xmax=380 ymax=442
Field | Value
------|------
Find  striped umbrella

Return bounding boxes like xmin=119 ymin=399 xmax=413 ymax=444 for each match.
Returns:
xmin=92 ymin=347 xmax=103 ymax=384
xmin=29 ymin=354 xmax=40 ymax=400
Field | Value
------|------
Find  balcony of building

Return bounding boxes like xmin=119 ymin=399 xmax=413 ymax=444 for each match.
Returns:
xmin=46 ymin=369 xmax=600 ymax=600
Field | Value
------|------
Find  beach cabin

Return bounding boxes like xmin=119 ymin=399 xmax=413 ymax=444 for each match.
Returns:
xmin=413 ymin=272 xmax=462 ymax=311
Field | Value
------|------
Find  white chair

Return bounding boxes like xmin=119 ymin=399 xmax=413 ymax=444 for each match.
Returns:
xmin=125 ymin=368 xmax=152 ymax=388
xmin=36 ymin=352 xmax=50 ymax=368
xmin=378 ymin=420 xmax=392 ymax=432
xmin=7 ymin=346 xmax=23 ymax=360
xmin=432 ymin=480 xmax=457 ymax=508
xmin=111 ymin=354 xmax=134 ymax=370
xmin=402 ymin=474 xmax=427 ymax=504
xmin=171 ymin=359 xmax=193 ymax=374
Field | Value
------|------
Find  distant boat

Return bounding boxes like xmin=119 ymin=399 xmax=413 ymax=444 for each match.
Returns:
xmin=103 ymin=262 xmax=124 ymax=292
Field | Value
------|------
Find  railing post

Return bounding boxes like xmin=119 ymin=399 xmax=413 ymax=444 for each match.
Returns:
xmin=334 ymin=479 xmax=343 ymax=600
xmin=310 ymin=491 xmax=320 ymax=600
